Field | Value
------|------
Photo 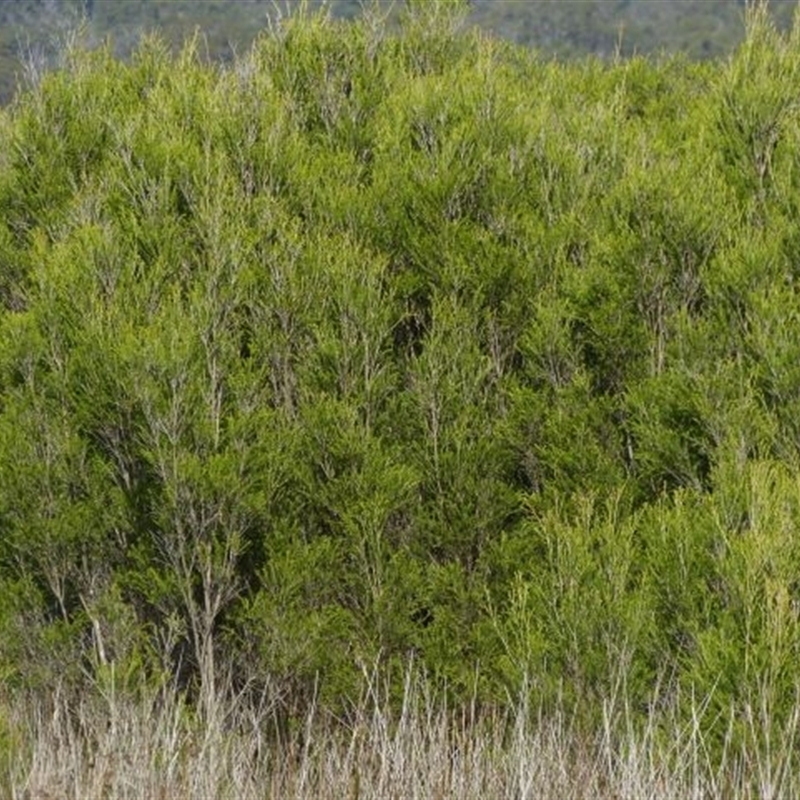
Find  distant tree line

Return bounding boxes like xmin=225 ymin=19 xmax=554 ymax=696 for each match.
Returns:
xmin=0 ymin=0 xmax=797 ymax=105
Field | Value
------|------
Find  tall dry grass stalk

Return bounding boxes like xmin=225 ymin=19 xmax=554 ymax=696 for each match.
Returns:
xmin=3 ymin=668 xmax=799 ymax=799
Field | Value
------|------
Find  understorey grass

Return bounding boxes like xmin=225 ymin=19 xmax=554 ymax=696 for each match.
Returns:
xmin=3 ymin=668 xmax=799 ymax=800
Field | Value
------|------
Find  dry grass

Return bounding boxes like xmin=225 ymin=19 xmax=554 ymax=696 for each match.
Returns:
xmin=3 ymin=670 xmax=800 ymax=799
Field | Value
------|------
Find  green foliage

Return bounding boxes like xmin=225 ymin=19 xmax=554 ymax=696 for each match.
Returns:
xmin=2 ymin=1 xmax=798 ymax=109
xmin=4 ymin=0 xmax=800 ymax=763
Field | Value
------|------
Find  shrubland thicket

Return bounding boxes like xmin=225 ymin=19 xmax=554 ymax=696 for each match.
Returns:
xmin=4 ymin=0 xmax=800 ymax=793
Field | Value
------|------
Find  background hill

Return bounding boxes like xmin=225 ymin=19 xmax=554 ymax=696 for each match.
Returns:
xmin=0 ymin=0 xmax=797 ymax=105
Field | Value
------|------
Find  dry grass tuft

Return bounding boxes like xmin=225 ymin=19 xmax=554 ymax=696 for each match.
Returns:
xmin=3 ymin=670 xmax=799 ymax=799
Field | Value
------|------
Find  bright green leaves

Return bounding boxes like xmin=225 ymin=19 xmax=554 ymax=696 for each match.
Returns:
xmin=0 ymin=388 xmax=128 ymax=688
xmin=408 ymin=296 xmax=512 ymax=566
xmin=4 ymin=0 xmax=800 ymax=751
xmin=491 ymin=493 xmax=655 ymax=711
xmin=715 ymin=2 xmax=800 ymax=220
xmin=297 ymin=233 xmax=399 ymax=424
xmin=645 ymin=462 xmax=800 ymax=749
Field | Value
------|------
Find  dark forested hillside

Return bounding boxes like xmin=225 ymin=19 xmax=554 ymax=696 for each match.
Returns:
xmin=3 ymin=2 xmax=800 ymax=786
xmin=0 ymin=0 xmax=798 ymax=105
xmin=475 ymin=0 xmax=796 ymax=58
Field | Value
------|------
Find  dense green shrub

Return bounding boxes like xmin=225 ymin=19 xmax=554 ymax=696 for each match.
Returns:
xmin=2 ymin=0 xmax=800 ymax=755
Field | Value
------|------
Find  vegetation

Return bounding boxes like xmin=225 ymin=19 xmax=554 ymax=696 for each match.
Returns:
xmin=1 ymin=0 xmax=798 ymax=106
xmin=3 ymin=0 xmax=800 ymax=794
xmin=6 ymin=666 xmax=800 ymax=799
xmin=476 ymin=0 xmax=796 ymax=60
